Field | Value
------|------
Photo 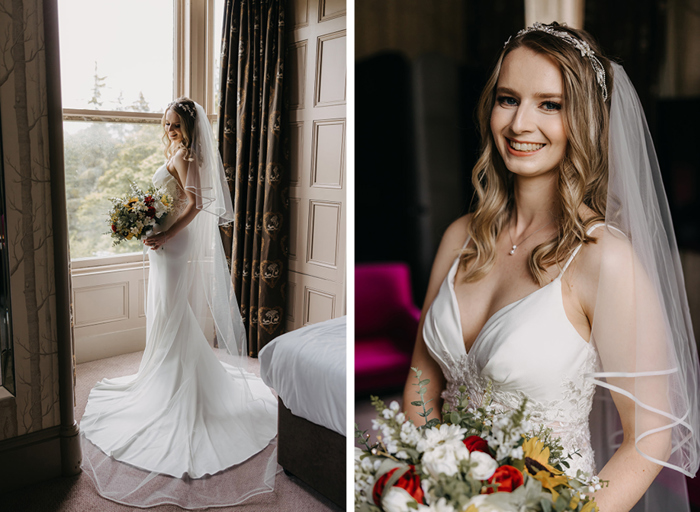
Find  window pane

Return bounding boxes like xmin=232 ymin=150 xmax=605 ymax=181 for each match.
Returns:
xmin=58 ymin=0 xmax=174 ymax=113
xmin=214 ymin=0 xmax=225 ymax=111
xmin=64 ymin=121 xmax=166 ymax=258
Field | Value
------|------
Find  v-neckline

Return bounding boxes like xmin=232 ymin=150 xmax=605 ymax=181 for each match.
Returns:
xmin=448 ymin=254 xmax=561 ymax=356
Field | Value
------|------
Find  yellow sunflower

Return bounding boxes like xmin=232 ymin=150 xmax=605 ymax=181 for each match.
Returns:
xmin=522 ymin=437 xmax=562 ymax=476
xmin=580 ymin=501 xmax=599 ymax=512
xmin=532 ymin=470 xmax=570 ymax=502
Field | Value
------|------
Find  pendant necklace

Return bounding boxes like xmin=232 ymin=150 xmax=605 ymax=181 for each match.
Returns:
xmin=507 ymin=219 xmax=553 ymax=255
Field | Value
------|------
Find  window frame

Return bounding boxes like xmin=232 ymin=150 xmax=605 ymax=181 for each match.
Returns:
xmin=62 ymin=0 xmax=220 ymax=264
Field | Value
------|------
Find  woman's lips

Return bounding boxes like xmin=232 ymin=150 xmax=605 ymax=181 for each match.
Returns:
xmin=506 ymin=138 xmax=546 ymax=156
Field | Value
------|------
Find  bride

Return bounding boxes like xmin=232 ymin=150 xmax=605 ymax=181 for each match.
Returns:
xmin=404 ymin=23 xmax=700 ymax=512
xmin=80 ymin=98 xmax=278 ymax=508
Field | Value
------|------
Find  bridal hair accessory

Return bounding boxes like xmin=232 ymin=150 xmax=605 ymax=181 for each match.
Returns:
xmin=505 ymin=22 xmax=608 ymax=102
xmin=171 ymin=100 xmax=196 ymax=119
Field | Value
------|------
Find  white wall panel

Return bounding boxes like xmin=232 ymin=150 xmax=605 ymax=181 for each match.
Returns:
xmin=315 ymin=31 xmax=346 ymax=107
xmin=72 ymin=261 xmax=149 ymax=363
xmin=312 ymin=119 xmax=344 ymax=188
xmin=289 ymin=41 xmax=308 ymax=110
xmin=290 ymin=122 xmax=304 ymax=186
xmin=291 ymin=0 xmax=309 ymax=28
xmin=304 ymin=286 xmax=335 ymax=324
xmin=319 ymin=0 xmax=346 ymax=22
xmin=73 ymin=282 xmax=128 ymax=327
xmin=307 ymin=200 xmax=340 ymax=268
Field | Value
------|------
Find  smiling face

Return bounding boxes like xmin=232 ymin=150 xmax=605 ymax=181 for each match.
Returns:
xmin=164 ymin=108 xmax=183 ymax=145
xmin=490 ymin=47 xmax=567 ymax=179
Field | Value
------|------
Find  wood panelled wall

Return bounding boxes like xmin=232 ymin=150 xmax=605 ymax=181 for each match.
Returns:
xmin=286 ymin=0 xmax=346 ymax=329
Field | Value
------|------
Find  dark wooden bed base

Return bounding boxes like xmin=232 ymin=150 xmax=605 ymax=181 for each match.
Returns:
xmin=277 ymin=397 xmax=346 ymax=508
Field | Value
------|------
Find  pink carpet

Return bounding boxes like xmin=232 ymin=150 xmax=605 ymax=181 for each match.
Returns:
xmin=2 ymin=351 xmax=342 ymax=511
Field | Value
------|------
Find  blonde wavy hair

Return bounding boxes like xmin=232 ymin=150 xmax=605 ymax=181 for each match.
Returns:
xmin=162 ymin=97 xmax=197 ymax=162
xmin=462 ymin=23 xmax=614 ymax=286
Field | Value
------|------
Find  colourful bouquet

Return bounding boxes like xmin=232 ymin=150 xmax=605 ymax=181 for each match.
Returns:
xmin=107 ymin=183 xmax=173 ymax=245
xmin=355 ymin=369 xmax=605 ymax=512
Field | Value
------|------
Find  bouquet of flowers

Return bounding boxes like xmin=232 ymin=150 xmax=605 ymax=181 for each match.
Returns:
xmin=107 ymin=183 xmax=173 ymax=245
xmin=355 ymin=369 xmax=605 ymax=512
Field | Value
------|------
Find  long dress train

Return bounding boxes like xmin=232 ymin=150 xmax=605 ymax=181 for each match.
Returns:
xmin=80 ymin=164 xmax=278 ymax=508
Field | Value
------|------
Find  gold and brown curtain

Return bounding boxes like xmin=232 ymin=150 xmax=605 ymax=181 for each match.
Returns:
xmin=218 ymin=0 xmax=288 ymax=356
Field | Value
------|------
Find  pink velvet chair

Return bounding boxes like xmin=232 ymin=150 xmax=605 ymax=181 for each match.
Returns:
xmin=355 ymin=262 xmax=422 ymax=394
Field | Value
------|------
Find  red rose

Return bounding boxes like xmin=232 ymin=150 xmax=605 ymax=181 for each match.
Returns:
xmin=486 ymin=465 xmax=524 ymax=494
xmin=144 ymin=195 xmax=153 ymax=204
xmin=464 ymin=435 xmax=490 ymax=454
xmin=147 ymin=206 xmax=156 ymax=218
xmin=111 ymin=224 xmax=117 ymax=232
xmin=372 ymin=465 xmax=424 ymax=505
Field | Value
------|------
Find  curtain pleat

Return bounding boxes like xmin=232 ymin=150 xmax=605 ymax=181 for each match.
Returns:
xmin=218 ymin=0 xmax=288 ymax=356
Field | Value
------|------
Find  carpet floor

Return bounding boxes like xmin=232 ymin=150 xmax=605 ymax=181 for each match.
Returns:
xmin=2 ymin=351 xmax=342 ymax=512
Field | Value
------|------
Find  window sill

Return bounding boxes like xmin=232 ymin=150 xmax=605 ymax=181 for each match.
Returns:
xmin=71 ymin=252 xmax=149 ymax=276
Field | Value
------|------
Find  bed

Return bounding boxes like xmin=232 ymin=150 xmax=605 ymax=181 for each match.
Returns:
xmin=259 ymin=316 xmax=346 ymax=508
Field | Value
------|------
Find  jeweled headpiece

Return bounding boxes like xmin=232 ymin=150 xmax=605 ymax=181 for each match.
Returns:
xmin=504 ymin=22 xmax=608 ymax=102
xmin=171 ymin=101 xmax=196 ymax=119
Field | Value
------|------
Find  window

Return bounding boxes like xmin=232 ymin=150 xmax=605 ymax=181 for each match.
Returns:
xmin=58 ymin=0 xmax=224 ymax=260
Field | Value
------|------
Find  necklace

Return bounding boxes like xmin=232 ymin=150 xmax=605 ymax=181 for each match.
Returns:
xmin=507 ymin=219 xmax=553 ymax=255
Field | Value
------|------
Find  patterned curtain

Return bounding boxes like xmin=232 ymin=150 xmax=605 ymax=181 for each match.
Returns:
xmin=218 ymin=0 xmax=289 ymax=356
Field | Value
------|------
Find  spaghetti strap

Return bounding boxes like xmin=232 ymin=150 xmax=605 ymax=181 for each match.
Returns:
xmin=559 ymin=223 xmax=607 ymax=276
xmin=461 ymin=234 xmax=472 ymax=250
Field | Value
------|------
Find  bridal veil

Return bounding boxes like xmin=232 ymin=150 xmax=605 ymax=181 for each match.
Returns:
xmin=588 ymin=62 xmax=700 ymax=511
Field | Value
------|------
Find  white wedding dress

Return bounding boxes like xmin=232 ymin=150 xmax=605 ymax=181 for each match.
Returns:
xmin=423 ymin=226 xmax=605 ymax=477
xmin=81 ymin=164 xmax=277 ymax=481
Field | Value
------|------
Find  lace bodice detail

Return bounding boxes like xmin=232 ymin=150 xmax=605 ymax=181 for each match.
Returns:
xmin=152 ymin=164 xmax=188 ymax=229
xmin=423 ymin=235 xmax=603 ymax=477
xmin=441 ymin=343 xmax=598 ymax=476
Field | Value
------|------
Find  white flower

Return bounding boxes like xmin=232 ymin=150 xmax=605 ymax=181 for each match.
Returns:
xmin=354 ymin=447 xmax=364 ymax=462
xmin=371 ymin=419 xmax=381 ymax=431
xmin=395 ymin=450 xmax=409 ymax=459
xmin=400 ymin=421 xmax=421 ymax=446
xmin=417 ymin=424 xmax=467 ymax=452
xmin=417 ymin=497 xmax=455 ymax=512
xmin=382 ymin=487 xmax=416 ymax=512
xmin=510 ymin=446 xmax=524 ymax=459
xmin=422 ymin=442 xmax=469 ymax=478
xmin=396 ymin=412 xmax=406 ymax=423
xmin=390 ymin=401 xmax=400 ymax=412
xmin=468 ymin=451 xmax=498 ymax=480
xmin=383 ymin=408 xmax=395 ymax=419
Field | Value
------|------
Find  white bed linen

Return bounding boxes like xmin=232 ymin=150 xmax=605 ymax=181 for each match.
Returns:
xmin=259 ymin=316 xmax=346 ymax=436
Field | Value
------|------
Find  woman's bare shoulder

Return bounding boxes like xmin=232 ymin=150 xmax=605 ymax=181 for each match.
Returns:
xmin=573 ymin=224 xmax=635 ymax=315
xmin=430 ymin=214 xmax=472 ymax=278
xmin=578 ymin=224 xmax=632 ymax=275
xmin=440 ymin=214 xmax=472 ymax=253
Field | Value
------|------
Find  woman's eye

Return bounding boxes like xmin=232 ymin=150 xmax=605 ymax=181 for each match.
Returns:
xmin=542 ymin=101 xmax=562 ymax=111
xmin=498 ymin=96 xmax=517 ymax=106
